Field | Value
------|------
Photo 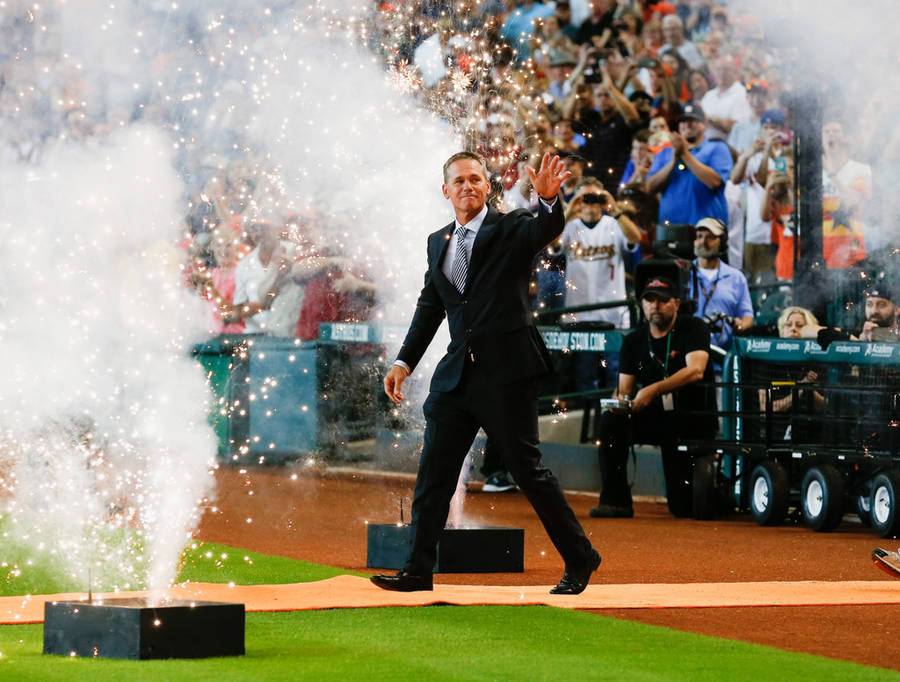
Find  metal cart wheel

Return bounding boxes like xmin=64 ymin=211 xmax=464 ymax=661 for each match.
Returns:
xmin=870 ymin=470 xmax=900 ymax=538
xmin=749 ymin=460 xmax=789 ymax=526
xmin=801 ymin=465 xmax=845 ymax=532
xmin=692 ymin=454 xmax=718 ymax=520
xmin=857 ymin=495 xmax=873 ymax=527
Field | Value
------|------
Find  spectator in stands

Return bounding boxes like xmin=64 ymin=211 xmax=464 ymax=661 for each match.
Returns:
xmin=208 ymin=224 xmax=246 ymax=334
xmin=231 ymin=220 xmax=284 ymax=333
xmin=552 ymin=118 xmax=583 ymax=155
xmin=801 ymin=284 xmax=899 ymax=351
xmin=690 ymin=217 xmax=754 ymax=352
xmin=858 ymin=284 xmax=899 ymax=342
xmin=501 ymin=0 xmax=555 ymax=64
xmin=649 ymin=113 xmax=671 ymax=137
xmin=686 ymin=68 xmax=711 ymax=104
xmin=759 ymin=306 xmax=825 ymax=436
xmin=591 ymin=275 xmax=716 ymax=518
xmin=575 ymin=0 xmax=616 ymax=47
xmin=545 ymin=51 xmax=579 ymax=105
xmin=619 ymin=128 xmax=654 ymax=188
xmin=641 ymin=18 xmax=665 ymax=55
xmin=566 ymin=63 xmax=641 ymax=187
xmin=560 ymin=152 xmax=587 ymax=205
xmin=728 ymin=78 xmax=770 ymax=153
xmin=296 ymin=248 xmax=377 ymax=341
xmin=700 ymin=56 xmax=751 ymax=143
xmin=645 ymin=103 xmax=733 ymax=225
xmin=560 ymin=178 xmax=641 ymax=389
xmin=822 ymin=118 xmax=872 ymax=269
xmin=729 ymin=109 xmax=790 ymax=282
xmin=554 ymin=1 xmax=580 ymax=41
xmin=660 ymin=14 xmax=705 ymax=70
xmin=760 ymin=150 xmax=795 ymax=282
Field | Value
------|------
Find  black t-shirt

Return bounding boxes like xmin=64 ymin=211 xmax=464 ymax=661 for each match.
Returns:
xmin=572 ymin=110 xmax=636 ymax=188
xmin=574 ymin=13 xmax=615 ymax=45
xmin=620 ymin=315 xmax=717 ymax=434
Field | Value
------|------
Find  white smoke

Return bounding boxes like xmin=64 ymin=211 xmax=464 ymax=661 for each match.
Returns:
xmin=0 ymin=1 xmax=464 ymax=590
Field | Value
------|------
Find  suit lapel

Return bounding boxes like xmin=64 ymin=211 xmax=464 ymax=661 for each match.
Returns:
xmin=431 ymin=221 xmax=457 ymax=292
xmin=466 ymin=207 xmax=500 ymax=289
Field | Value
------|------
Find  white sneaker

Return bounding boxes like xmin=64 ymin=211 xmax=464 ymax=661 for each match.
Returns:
xmin=482 ymin=473 xmax=516 ymax=493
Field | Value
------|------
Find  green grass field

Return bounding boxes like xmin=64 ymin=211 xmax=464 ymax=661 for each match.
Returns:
xmin=0 ymin=542 xmax=895 ymax=681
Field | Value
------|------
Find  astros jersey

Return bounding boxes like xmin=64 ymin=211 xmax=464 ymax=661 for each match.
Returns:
xmin=561 ymin=216 xmax=637 ymax=327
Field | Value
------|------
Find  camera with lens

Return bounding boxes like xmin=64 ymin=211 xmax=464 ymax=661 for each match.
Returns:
xmin=700 ymin=311 xmax=734 ymax=333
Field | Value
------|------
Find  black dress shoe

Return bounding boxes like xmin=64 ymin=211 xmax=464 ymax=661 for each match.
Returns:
xmin=370 ymin=570 xmax=433 ymax=592
xmin=550 ymin=549 xmax=602 ymax=595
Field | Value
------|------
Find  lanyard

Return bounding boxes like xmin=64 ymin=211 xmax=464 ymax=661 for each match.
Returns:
xmin=648 ymin=329 xmax=673 ymax=378
xmin=696 ymin=270 xmax=720 ymax=317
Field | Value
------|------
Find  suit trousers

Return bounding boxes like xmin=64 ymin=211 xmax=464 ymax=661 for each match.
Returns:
xmin=405 ymin=360 xmax=594 ymax=575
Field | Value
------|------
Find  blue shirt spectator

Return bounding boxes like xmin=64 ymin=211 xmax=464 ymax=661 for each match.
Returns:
xmin=501 ymin=1 xmax=556 ymax=62
xmin=689 ymin=218 xmax=754 ymax=351
xmin=646 ymin=104 xmax=733 ymax=225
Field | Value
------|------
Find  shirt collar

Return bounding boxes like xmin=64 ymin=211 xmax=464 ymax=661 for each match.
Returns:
xmin=455 ymin=203 xmax=488 ymax=234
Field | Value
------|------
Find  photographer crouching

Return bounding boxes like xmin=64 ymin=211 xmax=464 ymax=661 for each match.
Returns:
xmin=590 ymin=277 xmax=717 ymax=519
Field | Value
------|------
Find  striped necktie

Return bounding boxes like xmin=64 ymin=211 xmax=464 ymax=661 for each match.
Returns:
xmin=451 ymin=225 xmax=469 ymax=293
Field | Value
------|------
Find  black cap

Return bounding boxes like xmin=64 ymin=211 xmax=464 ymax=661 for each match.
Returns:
xmin=678 ymin=102 xmax=706 ymax=123
xmin=629 ymin=90 xmax=653 ymax=103
xmin=640 ymin=276 xmax=678 ymax=301
xmin=864 ymin=284 xmax=894 ymax=302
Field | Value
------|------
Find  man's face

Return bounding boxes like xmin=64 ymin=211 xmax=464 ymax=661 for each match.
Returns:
xmin=632 ymin=97 xmax=652 ymax=117
xmin=442 ymin=159 xmax=490 ymax=215
xmin=694 ymin=228 xmax=721 ymax=258
xmin=712 ymin=57 xmax=737 ymax=88
xmin=579 ymin=187 xmax=609 ymax=221
xmin=550 ymin=64 xmax=573 ymax=82
xmin=589 ymin=0 xmax=610 ymax=17
xmin=555 ymin=3 xmax=571 ymax=23
xmin=865 ymin=296 xmax=896 ymax=328
xmin=679 ymin=118 xmax=706 ymax=144
xmin=554 ymin=119 xmax=573 ymax=141
xmin=631 ymin=140 xmax=650 ymax=165
xmin=564 ymin=158 xmax=584 ymax=184
xmin=748 ymin=89 xmax=768 ymax=114
xmin=593 ymin=86 xmax=615 ymax=116
xmin=662 ymin=21 xmax=682 ymax=45
xmin=642 ymin=294 xmax=680 ymax=329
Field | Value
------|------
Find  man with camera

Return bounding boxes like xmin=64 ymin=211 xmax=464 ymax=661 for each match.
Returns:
xmin=565 ymin=47 xmax=641 ymax=188
xmin=591 ymin=276 xmax=717 ymax=519
xmin=690 ymin=217 xmax=754 ymax=352
xmin=644 ymin=103 xmax=733 ymax=227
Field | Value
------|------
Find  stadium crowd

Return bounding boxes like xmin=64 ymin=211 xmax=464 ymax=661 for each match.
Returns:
xmin=1 ymin=0 xmax=896 ymax=343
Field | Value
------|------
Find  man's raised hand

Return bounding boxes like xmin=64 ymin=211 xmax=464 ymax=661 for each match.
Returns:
xmin=527 ymin=153 xmax=571 ymax=201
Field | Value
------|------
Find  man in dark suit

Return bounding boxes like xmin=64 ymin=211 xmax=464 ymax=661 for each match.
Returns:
xmin=371 ymin=151 xmax=601 ymax=594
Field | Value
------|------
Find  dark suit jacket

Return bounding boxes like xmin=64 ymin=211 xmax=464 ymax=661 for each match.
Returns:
xmin=397 ymin=201 xmax=564 ymax=393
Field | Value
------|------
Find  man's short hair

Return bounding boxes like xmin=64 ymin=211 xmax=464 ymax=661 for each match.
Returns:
xmin=442 ymin=151 xmax=489 ymax=183
xmin=577 ymin=176 xmax=604 ymax=191
xmin=662 ymin=14 xmax=683 ymax=29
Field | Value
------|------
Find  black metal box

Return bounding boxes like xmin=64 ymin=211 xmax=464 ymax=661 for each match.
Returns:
xmin=43 ymin=599 xmax=245 ymax=660
xmin=366 ymin=524 xmax=524 ymax=573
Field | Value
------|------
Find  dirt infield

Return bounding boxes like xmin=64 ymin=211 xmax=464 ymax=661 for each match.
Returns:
xmin=197 ymin=466 xmax=900 ymax=671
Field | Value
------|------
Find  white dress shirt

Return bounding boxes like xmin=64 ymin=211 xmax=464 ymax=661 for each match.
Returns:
xmin=394 ymin=198 xmax=555 ymax=374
